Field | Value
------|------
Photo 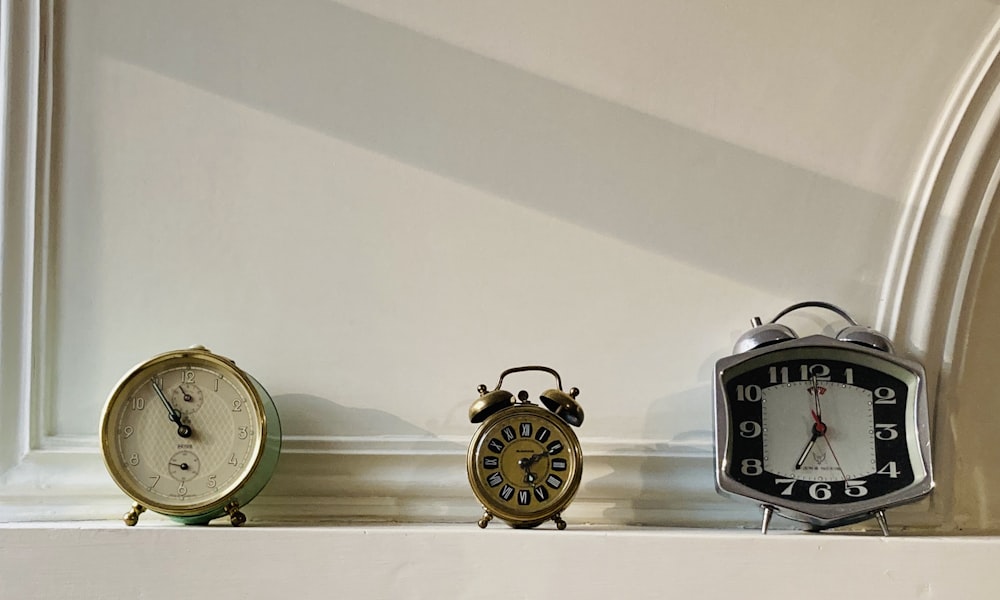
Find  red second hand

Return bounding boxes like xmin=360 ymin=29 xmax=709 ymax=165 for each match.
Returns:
xmin=810 ymin=409 xmax=846 ymax=479
xmin=820 ymin=429 xmax=848 ymax=481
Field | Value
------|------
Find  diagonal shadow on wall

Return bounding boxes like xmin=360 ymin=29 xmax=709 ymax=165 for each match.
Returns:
xmin=67 ymin=0 xmax=897 ymax=303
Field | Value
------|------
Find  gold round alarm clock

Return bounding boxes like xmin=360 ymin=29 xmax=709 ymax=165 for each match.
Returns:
xmin=99 ymin=346 xmax=281 ymax=526
xmin=467 ymin=366 xmax=584 ymax=529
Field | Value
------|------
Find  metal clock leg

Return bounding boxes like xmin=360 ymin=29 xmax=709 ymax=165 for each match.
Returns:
xmin=553 ymin=513 xmax=567 ymax=530
xmin=225 ymin=500 xmax=247 ymax=527
xmin=875 ymin=510 xmax=889 ymax=536
xmin=477 ymin=509 xmax=494 ymax=529
xmin=123 ymin=502 xmax=146 ymax=526
xmin=760 ymin=505 xmax=774 ymax=534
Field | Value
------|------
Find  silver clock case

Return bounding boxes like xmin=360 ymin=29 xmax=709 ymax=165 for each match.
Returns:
xmin=713 ymin=334 xmax=934 ymax=530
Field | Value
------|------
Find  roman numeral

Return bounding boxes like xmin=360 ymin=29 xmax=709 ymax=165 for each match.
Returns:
xmin=483 ymin=456 xmax=499 ymax=469
xmin=533 ymin=486 xmax=549 ymax=502
xmin=546 ymin=474 xmax=563 ymax=489
xmin=520 ymin=422 xmax=532 ymax=438
xmin=535 ymin=427 xmax=551 ymax=443
xmin=499 ymin=484 xmax=515 ymax=501
xmin=487 ymin=472 xmax=503 ymax=487
xmin=487 ymin=438 xmax=505 ymax=453
xmin=518 ymin=489 xmax=531 ymax=506
xmin=547 ymin=440 xmax=563 ymax=455
xmin=501 ymin=426 xmax=516 ymax=442
xmin=551 ymin=458 xmax=567 ymax=471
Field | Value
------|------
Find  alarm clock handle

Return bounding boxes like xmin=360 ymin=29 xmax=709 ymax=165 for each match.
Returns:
xmin=493 ymin=365 xmax=565 ymax=392
xmin=768 ymin=301 xmax=858 ymax=326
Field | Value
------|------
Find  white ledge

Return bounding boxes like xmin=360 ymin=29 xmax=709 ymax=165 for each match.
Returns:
xmin=2 ymin=522 xmax=998 ymax=599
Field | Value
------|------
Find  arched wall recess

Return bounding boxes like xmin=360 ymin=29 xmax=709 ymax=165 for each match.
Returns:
xmin=878 ymin=18 xmax=1000 ymax=532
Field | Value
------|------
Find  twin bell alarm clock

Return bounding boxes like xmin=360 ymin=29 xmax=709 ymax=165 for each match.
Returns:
xmin=466 ymin=366 xmax=585 ymax=529
xmin=713 ymin=301 xmax=933 ymax=534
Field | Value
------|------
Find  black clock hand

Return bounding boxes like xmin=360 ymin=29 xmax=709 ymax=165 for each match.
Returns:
xmin=169 ymin=462 xmax=190 ymax=470
xmin=152 ymin=380 xmax=192 ymax=438
xmin=178 ymin=386 xmax=193 ymax=403
xmin=529 ymin=452 xmax=548 ymax=464
xmin=809 ymin=375 xmax=823 ymax=420
xmin=794 ymin=430 xmax=820 ymax=470
xmin=794 ymin=377 xmax=830 ymax=470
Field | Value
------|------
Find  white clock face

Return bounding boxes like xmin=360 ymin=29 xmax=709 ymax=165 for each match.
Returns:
xmin=762 ymin=381 xmax=876 ymax=481
xmin=104 ymin=360 xmax=263 ymax=512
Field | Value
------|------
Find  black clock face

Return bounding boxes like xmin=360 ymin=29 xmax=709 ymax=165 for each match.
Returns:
xmin=467 ymin=405 xmax=582 ymax=526
xmin=719 ymin=345 xmax=927 ymax=512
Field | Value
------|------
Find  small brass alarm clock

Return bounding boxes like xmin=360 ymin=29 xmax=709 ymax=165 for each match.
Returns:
xmin=99 ymin=346 xmax=281 ymax=526
xmin=467 ymin=366 xmax=584 ymax=530
xmin=714 ymin=302 xmax=933 ymax=535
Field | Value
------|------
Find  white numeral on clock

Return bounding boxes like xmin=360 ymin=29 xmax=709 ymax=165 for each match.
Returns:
xmin=775 ymin=478 xmax=795 ymax=496
xmin=845 ymin=480 xmax=868 ymax=497
xmin=741 ymin=458 xmax=763 ymax=476
xmin=809 ymin=482 xmax=832 ymax=501
xmin=877 ymin=461 xmax=900 ymax=478
xmin=875 ymin=423 xmax=899 ymax=440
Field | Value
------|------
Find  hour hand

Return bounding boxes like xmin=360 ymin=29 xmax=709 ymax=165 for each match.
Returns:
xmin=151 ymin=380 xmax=192 ymax=438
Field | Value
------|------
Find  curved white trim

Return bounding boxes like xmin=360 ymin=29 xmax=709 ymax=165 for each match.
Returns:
xmin=876 ymin=11 xmax=1000 ymax=531
xmin=878 ymin=17 xmax=1000 ymax=366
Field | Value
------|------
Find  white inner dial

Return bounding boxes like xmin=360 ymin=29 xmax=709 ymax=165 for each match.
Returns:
xmin=762 ymin=381 xmax=875 ymax=481
xmin=112 ymin=365 xmax=261 ymax=509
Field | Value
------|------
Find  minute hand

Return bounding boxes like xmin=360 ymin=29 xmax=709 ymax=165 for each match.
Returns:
xmin=152 ymin=380 xmax=192 ymax=438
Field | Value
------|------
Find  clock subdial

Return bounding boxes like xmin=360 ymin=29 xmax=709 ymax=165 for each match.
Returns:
xmin=167 ymin=450 xmax=201 ymax=482
xmin=170 ymin=383 xmax=204 ymax=415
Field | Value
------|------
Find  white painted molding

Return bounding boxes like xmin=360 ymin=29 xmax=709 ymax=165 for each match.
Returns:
xmin=1 ymin=435 xmax=763 ymax=528
xmin=0 ymin=0 xmax=50 ymax=472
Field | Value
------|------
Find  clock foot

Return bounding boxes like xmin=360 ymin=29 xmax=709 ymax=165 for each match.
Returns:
xmin=875 ymin=510 xmax=889 ymax=537
xmin=553 ymin=514 xmax=567 ymax=530
xmin=225 ymin=501 xmax=246 ymax=527
xmin=760 ymin=505 xmax=774 ymax=534
xmin=477 ymin=509 xmax=494 ymax=529
xmin=123 ymin=502 xmax=146 ymax=526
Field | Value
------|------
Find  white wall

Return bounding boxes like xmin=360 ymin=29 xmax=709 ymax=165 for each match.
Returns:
xmin=4 ymin=0 xmax=1000 ymax=535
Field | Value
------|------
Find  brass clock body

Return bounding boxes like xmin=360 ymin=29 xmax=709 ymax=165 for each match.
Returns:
xmin=99 ymin=347 xmax=281 ymax=526
xmin=467 ymin=366 xmax=584 ymax=529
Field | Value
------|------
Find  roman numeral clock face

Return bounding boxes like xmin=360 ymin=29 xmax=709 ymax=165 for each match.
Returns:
xmin=468 ymin=405 xmax=583 ymax=528
xmin=715 ymin=340 xmax=933 ymax=529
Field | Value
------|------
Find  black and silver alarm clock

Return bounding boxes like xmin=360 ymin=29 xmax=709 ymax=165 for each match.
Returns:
xmin=713 ymin=301 xmax=933 ymax=534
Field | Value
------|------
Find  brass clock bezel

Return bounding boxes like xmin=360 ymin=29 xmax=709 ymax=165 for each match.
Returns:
xmin=467 ymin=403 xmax=584 ymax=528
xmin=99 ymin=347 xmax=273 ymax=520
